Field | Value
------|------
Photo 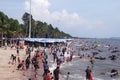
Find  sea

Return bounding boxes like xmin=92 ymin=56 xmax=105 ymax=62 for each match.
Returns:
xmin=49 ymin=38 xmax=120 ymax=80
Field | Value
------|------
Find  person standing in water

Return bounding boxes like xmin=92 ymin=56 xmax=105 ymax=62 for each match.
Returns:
xmin=66 ymin=72 xmax=70 ymax=80
xmin=85 ymin=66 xmax=92 ymax=80
xmin=90 ymin=57 xmax=94 ymax=68
xmin=53 ymin=67 xmax=60 ymax=80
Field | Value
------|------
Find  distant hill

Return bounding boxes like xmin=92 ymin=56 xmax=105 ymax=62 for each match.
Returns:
xmin=0 ymin=11 xmax=72 ymax=38
xmin=110 ymin=37 xmax=120 ymax=40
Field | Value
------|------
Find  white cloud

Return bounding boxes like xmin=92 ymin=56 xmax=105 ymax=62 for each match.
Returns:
xmin=25 ymin=0 xmax=106 ymax=38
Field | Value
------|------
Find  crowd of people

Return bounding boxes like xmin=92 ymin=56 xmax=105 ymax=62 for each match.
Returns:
xmin=7 ymin=39 xmax=120 ymax=80
xmin=7 ymin=40 xmax=95 ymax=80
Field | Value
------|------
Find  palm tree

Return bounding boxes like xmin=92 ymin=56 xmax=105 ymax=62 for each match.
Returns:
xmin=0 ymin=12 xmax=8 ymax=46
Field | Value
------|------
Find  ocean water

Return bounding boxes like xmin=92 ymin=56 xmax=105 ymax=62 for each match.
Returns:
xmin=49 ymin=39 xmax=120 ymax=80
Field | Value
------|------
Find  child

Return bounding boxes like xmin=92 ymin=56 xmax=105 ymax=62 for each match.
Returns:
xmin=22 ymin=60 xmax=25 ymax=71
xmin=66 ymin=72 xmax=70 ymax=80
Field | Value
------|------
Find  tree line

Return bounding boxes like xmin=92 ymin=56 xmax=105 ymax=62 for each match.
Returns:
xmin=0 ymin=11 xmax=72 ymax=39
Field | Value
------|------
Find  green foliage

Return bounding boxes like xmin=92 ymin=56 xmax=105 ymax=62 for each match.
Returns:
xmin=0 ymin=11 xmax=72 ymax=38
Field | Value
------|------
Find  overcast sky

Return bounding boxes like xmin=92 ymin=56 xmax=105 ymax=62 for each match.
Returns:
xmin=0 ymin=0 xmax=120 ymax=38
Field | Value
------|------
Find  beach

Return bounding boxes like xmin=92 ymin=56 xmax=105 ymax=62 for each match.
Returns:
xmin=0 ymin=47 xmax=27 ymax=80
xmin=0 ymin=38 xmax=120 ymax=80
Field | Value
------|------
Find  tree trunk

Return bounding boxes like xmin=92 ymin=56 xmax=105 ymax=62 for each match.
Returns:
xmin=1 ymin=32 xmax=3 ymax=47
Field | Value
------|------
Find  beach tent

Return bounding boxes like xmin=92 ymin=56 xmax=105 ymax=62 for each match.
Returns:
xmin=14 ymin=38 xmax=73 ymax=43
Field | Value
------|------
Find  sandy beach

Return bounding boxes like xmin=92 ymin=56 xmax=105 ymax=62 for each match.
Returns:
xmin=0 ymin=47 xmax=27 ymax=80
xmin=0 ymin=46 xmax=52 ymax=80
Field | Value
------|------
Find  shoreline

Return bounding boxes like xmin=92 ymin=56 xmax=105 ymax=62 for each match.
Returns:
xmin=0 ymin=38 xmax=120 ymax=80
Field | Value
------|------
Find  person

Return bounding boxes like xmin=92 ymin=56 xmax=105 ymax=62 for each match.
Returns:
xmin=12 ymin=55 xmax=16 ymax=64
xmin=11 ymin=44 xmax=14 ymax=48
xmin=17 ymin=57 xmax=21 ymax=64
xmin=90 ymin=57 xmax=94 ymax=68
xmin=110 ymin=69 xmax=118 ymax=77
xmin=25 ymin=57 xmax=31 ymax=70
xmin=45 ymin=53 xmax=48 ymax=60
xmin=26 ymin=46 xmax=29 ymax=55
xmin=10 ymin=54 xmax=14 ymax=60
xmin=39 ymin=53 xmax=44 ymax=60
xmin=56 ymin=58 xmax=61 ymax=68
xmin=53 ymin=67 xmax=59 ymax=80
xmin=43 ymin=61 xmax=49 ymax=76
xmin=52 ymin=52 xmax=57 ymax=63
xmin=5 ymin=42 xmax=7 ymax=49
xmin=69 ymin=52 xmax=73 ymax=61
xmin=50 ymin=72 xmax=53 ymax=79
xmin=66 ymin=72 xmax=70 ymax=80
xmin=16 ymin=46 xmax=19 ymax=56
xmin=17 ymin=62 xmax=22 ymax=70
xmin=43 ymin=71 xmax=51 ymax=80
xmin=60 ymin=54 xmax=64 ymax=64
xmin=85 ymin=66 xmax=92 ymax=80
xmin=22 ymin=60 xmax=25 ymax=71
xmin=34 ymin=61 xmax=39 ymax=78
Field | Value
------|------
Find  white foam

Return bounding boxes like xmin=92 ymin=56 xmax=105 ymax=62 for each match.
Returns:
xmin=70 ymin=74 xmax=104 ymax=80
xmin=49 ymin=63 xmax=56 ymax=72
xmin=73 ymin=55 xmax=79 ymax=58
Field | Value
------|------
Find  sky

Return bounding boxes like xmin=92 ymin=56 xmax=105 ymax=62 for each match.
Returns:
xmin=0 ymin=0 xmax=120 ymax=38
